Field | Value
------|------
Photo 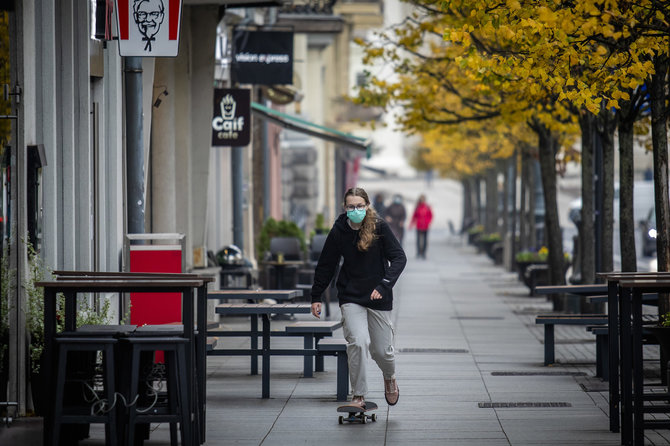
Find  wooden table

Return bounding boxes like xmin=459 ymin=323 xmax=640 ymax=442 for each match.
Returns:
xmin=208 ymin=289 xmax=302 ymax=374
xmin=209 ymin=289 xmax=302 ymax=301
xmin=36 ymin=276 xmax=210 ymax=446
xmin=260 ymin=260 xmax=305 ymax=289
xmin=534 ymin=284 xmax=608 ymax=295
xmin=616 ymin=277 xmax=670 ymax=445
xmin=214 ymin=303 xmax=311 ymax=398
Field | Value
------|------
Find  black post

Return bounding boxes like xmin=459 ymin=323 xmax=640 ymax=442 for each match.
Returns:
xmin=594 ymin=126 xmax=603 ymax=276
xmin=232 ymin=146 xmax=245 ymax=250
xmin=124 ymin=57 xmax=145 ymax=235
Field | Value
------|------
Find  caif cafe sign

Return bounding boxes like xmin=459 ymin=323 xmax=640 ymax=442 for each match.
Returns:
xmin=212 ymin=88 xmax=251 ymax=147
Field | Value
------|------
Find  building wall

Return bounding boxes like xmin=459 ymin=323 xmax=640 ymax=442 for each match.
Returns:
xmin=10 ymin=0 xmax=128 ymax=413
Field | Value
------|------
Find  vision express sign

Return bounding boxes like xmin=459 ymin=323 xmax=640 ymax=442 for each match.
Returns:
xmin=232 ymin=30 xmax=293 ymax=85
xmin=212 ymin=88 xmax=250 ymax=147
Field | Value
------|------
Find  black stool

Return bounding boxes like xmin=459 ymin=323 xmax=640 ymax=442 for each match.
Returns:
xmin=51 ymin=336 xmax=118 ymax=446
xmin=119 ymin=336 xmax=191 ymax=446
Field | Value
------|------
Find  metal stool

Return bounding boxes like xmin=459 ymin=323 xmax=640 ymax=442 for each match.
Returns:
xmin=51 ymin=336 xmax=118 ymax=446
xmin=119 ymin=336 xmax=191 ymax=446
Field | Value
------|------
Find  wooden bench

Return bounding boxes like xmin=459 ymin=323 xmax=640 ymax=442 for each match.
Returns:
xmin=206 ymin=337 xmax=218 ymax=351
xmin=285 ymin=321 xmax=343 ymax=377
xmin=537 ymin=314 xmax=658 ymax=367
xmin=587 ymin=318 xmax=659 ymax=381
xmin=536 ymin=314 xmax=608 ymax=365
xmin=317 ymin=338 xmax=349 ymax=401
xmin=586 ymin=326 xmax=610 ymax=380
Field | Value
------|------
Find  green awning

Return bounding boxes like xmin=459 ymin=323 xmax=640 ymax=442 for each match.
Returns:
xmin=251 ymin=102 xmax=371 ymax=157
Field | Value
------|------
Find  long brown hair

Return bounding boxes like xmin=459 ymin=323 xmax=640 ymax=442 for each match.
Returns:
xmin=343 ymin=187 xmax=378 ymax=251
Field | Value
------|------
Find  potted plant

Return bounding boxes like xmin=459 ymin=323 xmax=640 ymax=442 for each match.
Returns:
xmin=515 ymin=249 xmax=545 ymax=282
xmin=515 ymin=247 xmax=571 ymax=285
xmin=477 ymin=232 xmax=502 ymax=258
xmin=313 ymin=213 xmax=328 ymax=236
xmin=257 ymin=218 xmax=306 ymax=260
xmin=24 ymin=241 xmax=112 ymax=415
xmin=467 ymin=224 xmax=484 ymax=245
xmin=648 ymin=314 xmax=670 ymax=361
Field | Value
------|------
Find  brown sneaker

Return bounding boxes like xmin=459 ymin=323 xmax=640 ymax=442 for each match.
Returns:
xmin=384 ymin=378 xmax=399 ymax=406
xmin=350 ymin=395 xmax=366 ymax=409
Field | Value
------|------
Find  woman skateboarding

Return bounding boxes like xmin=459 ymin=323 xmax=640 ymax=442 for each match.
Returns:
xmin=310 ymin=187 xmax=407 ymax=408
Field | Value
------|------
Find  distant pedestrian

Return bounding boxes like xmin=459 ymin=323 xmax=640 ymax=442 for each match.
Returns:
xmin=409 ymin=194 xmax=433 ymax=259
xmin=385 ymin=194 xmax=407 ymax=245
xmin=311 ymin=187 xmax=407 ymax=409
xmin=373 ymin=193 xmax=386 ymax=219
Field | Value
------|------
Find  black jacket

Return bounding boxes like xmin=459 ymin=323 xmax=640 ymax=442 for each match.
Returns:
xmin=310 ymin=214 xmax=407 ymax=311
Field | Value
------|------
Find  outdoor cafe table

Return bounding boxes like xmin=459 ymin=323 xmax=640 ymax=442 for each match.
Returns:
xmin=214 ymin=302 xmax=311 ymax=398
xmin=52 ymin=271 xmax=216 ymax=444
xmin=599 ymin=272 xmax=670 ymax=445
xmin=260 ymin=260 xmax=305 ymax=289
xmin=209 ymin=289 xmax=302 ymax=374
xmin=35 ymin=277 xmax=209 ymax=446
xmin=538 ymin=277 xmax=662 ymax=436
xmin=613 ymin=276 xmax=670 ymax=445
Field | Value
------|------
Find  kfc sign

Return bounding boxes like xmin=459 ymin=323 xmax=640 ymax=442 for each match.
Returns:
xmin=115 ymin=0 xmax=183 ymax=57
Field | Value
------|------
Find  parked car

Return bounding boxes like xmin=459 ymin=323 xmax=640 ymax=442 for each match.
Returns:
xmin=640 ymin=207 xmax=657 ymax=257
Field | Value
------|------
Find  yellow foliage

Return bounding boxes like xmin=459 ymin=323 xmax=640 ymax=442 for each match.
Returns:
xmin=349 ymin=0 xmax=665 ymax=179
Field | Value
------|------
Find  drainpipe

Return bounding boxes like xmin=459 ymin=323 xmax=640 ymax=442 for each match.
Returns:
xmin=262 ymin=96 xmax=270 ymax=220
xmin=125 ymin=57 xmax=145 ymax=235
xmin=232 ymin=146 xmax=244 ymax=250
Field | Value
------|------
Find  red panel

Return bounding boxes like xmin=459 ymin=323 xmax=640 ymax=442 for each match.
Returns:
xmin=169 ymin=0 xmax=180 ymax=40
xmin=116 ymin=0 xmax=129 ymax=40
xmin=129 ymin=248 xmax=182 ymax=326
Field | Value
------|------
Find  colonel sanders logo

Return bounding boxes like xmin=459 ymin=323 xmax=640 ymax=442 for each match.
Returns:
xmin=133 ymin=0 xmax=165 ymax=51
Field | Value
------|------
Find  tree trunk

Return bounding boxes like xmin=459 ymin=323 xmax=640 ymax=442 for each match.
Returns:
xmin=536 ymin=124 xmax=565 ymax=285
xmin=618 ymin=103 xmax=637 ymax=272
xmin=579 ymin=113 xmax=596 ymax=284
xmin=599 ymin=109 xmax=617 ymax=275
xmin=485 ymin=168 xmax=498 ymax=234
xmin=502 ymin=160 xmax=510 ymax=238
xmin=462 ymin=177 xmax=474 ymax=231
xmin=474 ymin=177 xmax=483 ymax=226
xmin=509 ymin=150 xmax=519 ymax=267
xmin=650 ymin=56 xmax=670 ymax=315
xmin=519 ymin=151 xmax=529 ymax=251
xmin=528 ymin=152 xmax=537 ymax=249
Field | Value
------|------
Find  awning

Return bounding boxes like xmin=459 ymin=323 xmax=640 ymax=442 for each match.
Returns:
xmin=251 ymin=102 xmax=371 ymax=157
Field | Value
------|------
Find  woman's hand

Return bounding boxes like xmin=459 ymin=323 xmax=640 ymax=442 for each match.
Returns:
xmin=311 ymin=302 xmax=322 ymax=319
xmin=371 ymin=289 xmax=383 ymax=300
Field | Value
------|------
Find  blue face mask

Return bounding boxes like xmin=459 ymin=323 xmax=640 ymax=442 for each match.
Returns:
xmin=347 ymin=209 xmax=366 ymax=224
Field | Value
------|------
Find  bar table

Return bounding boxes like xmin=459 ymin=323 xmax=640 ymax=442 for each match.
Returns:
xmin=36 ymin=276 xmax=208 ymax=446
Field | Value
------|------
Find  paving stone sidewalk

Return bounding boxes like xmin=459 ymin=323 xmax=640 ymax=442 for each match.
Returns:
xmin=3 ymin=230 xmax=670 ymax=445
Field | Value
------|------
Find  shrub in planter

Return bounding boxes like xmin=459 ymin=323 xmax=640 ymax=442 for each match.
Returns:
xmin=467 ymin=225 xmax=484 ymax=245
xmin=257 ymin=218 xmax=306 ymax=260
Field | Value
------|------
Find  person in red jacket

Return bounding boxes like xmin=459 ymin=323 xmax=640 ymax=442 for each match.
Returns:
xmin=409 ymin=194 xmax=433 ymax=259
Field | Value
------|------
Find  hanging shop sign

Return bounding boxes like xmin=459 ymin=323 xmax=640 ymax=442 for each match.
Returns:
xmin=115 ymin=0 xmax=183 ymax=57
xmin=212 ymin=88 xmax=251 ymax=147
xmin=231 ymin=30 xmax=294 ymax=85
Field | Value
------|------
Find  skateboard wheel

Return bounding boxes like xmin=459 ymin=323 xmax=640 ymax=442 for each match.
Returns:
xmin=371 ymin=414 xmax=377 ymax=422
xmin=361 ymin=415 xmax=367 ymax=424
xmin=338 ymin=416 xmax=344 ymax=424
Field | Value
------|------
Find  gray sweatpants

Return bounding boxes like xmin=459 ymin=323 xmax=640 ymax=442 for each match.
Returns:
xmin=340 ymin=303 xmax=396 ymax=396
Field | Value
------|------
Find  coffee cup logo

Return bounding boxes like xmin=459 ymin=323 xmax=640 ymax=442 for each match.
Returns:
xmin=220 ymin=95 xmax=236 ymax=120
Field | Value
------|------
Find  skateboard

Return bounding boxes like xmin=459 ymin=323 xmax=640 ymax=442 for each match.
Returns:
xmin=337 ymin=401 xmax=378 ymax=424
